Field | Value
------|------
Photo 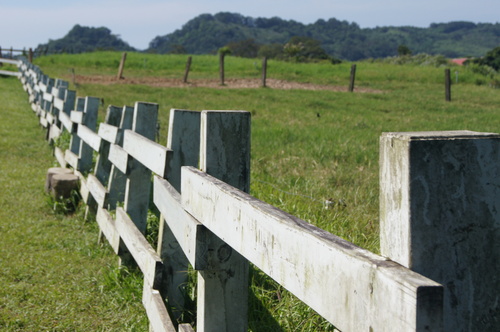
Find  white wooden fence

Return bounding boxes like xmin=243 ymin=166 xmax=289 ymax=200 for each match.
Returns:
xmin=0 ymin=58 xmax=21 ymax=77
xmin=14 ymin=58 xmax=499 ymax=332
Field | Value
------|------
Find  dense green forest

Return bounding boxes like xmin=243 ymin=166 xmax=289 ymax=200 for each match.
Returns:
xmin=37 ymin=12 xmax=500 ymax=61
xmin=148 ymin=13 xmax=500 ymax=60
xmin=37 ymin=25 xmax=136 ymax=54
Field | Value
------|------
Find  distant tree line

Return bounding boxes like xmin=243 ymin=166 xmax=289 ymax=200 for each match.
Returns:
xmin=221 ymin=36 xmax=341 ymax=63
xmin=36 ymin=25 xmax=136 ymax=55
xmin=148 ymin=12 xmax=500 ymax=61
xmin=472 ymin=46 xmax=500 ymax=71
xmin=35 ymin=14 xmax=500 ymax=63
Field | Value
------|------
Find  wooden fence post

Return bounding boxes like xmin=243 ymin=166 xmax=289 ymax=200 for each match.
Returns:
xmin=106 ymin=106 xmax=134 ymax=210
xmin=70 ymin=68 xmax=76 ymax=87
xmin=77 ymin=97 xmax=100 ymax=173
xmin=94 ymin=106 xmax=123 ymax=185
xmin=219 ymin=53 xmax=225 ymax=86
xmin=62 ymin=89 xmax=76 ymax=116
xmin=261 ymin=57 xmax=267 ymax=87
xmin=67 ymin=97 xmax=99 ymax=173
xmin=29 ymin=48 xmax=33 ymax=63
xmin=156 ymin=109 xmax=201 ymax=320
xmin=69 ymin=97 xmax=85 ymax=155
xmin=117 ymin=52 xmax=127 ymax=80
xmin=380 ymin=131 xmax=500 ymax=332
xmin=445 ymin=68 xmax=451 ymax=101
xmin=183 ymin=56 xmax=192 ymax=83
xmin=84 ymin=105 xmax=123 ymax=220
xmin=118 ymin=102 xmax=158 ymax=266
xmin=348 ymin=64 xmax=356 ymax=92
xmin=196 ymin=110 xmax=251 ymax=332
xmin=123 ymin=102 xmax=158 ymax=232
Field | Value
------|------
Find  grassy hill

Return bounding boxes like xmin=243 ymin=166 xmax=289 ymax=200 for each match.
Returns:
xmin=4 ymin=51 xmax=499 ymax=330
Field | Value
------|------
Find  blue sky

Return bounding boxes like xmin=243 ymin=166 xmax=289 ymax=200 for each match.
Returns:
xmin=1 ymin=0 xmax=499 ymax=50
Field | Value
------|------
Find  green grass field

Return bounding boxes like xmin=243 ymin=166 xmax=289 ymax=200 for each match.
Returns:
xmin=2 ymin=52 xmax=499 ymax=331
xmin=0 ymin=75 xmax=148 ymax=331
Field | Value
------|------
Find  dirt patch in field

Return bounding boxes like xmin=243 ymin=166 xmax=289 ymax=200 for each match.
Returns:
xmin=74 ymin=75 xmax=382 ymax=93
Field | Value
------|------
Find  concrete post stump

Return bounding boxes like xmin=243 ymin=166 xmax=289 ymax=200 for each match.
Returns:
xmin=46 ymin=168 xmax=80 ymax=211
xmin=45 ymin=167 xmax=74 ymax=193
xmin=51 ymin=173 xmax=80 ymax=200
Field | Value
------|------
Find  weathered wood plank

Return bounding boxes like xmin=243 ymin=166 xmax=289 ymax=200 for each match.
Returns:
xmin=70 ymin=110 xmax=83 ymax=124
xmin=46 ymin=112 xmax=55 ymax=125
xmin=178 ymin=324 xmax=195 ymax=332
xmin=65 ymin=149 xmax=79 ymax=170
xmin=93 ymin=106 xmax=123 ymax=186
xmin=78 ymin=172 xmax=89 ymax=204
xmin=53 ymin=97 xmax=64 ymax=111
xmin=69 ymin=98 xmax=85 ymax=155
xmin=0 ymin=58 xmax=21 ymax=65
xmin=123 ymin=130 xmax=172 ymax=177
xmin=153 ymin=175 xmax=207 ymax=269
xmin=154 ymin=109 xmax=201 ymax=320
xmin=39 ymin=115 xmax=48 ymax=128
xmin=43 ymin=91 xmax=53 ymax=103
xmin=98 ymin=123 xmax=119 ymax=143
xmin=0 ymin=69 xmax=20 ymax=77
xmin=142 ymin=281 xmax=177 ymax=332
xmin=380 ymin=131 xmax=500 ymax=332
xmin=122 ymin=102 xmax=158 ymax=235
xmin=95 ymin=207 xmax=120 ymax=254
xmin=59 ymin=111 xmax=74 ymax=133
xmin=200 ymin=110 xmax=251 ymax=192
xmin=48 ymin=124 xmax=61 ymax=141
xmin=86 ymin=174 xmax=108 ymax=207
xmin=77 ymin=124 xmax=101 ymax=152
xmin=164 ymin=109 xmax=201 ymax=192
xmin=108 ymin=143 xmax=129 ymax=174
xmin=181 ymin=166 xmax=444 ymax=332
xmin=51 ymin=87 xmax=60 ymax=98
xmin=196 ymin=110 xmax=251 ymax=332
xmin=54 ymin=147 xmax=67 ymax=168
xmin=115 ymin=207 xmax=163 ymax=289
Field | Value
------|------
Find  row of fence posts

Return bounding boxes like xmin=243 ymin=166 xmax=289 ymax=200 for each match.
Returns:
xmin=115 ymin=52 xmax=456 ymax=99
xmin=2 ymin=47 xmax=457 ymax=100
xmin=0 ymin=47 xmax=34 ymax=63
xmin=115 ymin=51 xmax=359 ymax=91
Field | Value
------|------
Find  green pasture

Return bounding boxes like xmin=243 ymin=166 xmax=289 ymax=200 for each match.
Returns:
xmin=0 ymin=75 xmax=148 ymax=331
xmin=36 ymin=52 xmax=500 ymax=251
xmin=1 ymin=52 xmax=498 ymax=331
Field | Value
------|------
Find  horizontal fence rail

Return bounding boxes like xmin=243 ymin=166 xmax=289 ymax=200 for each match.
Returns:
xmin=0 ymin=58 xmax=21 ymax=77
xmin=12 ymin=56 xmax=500 ymax=332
